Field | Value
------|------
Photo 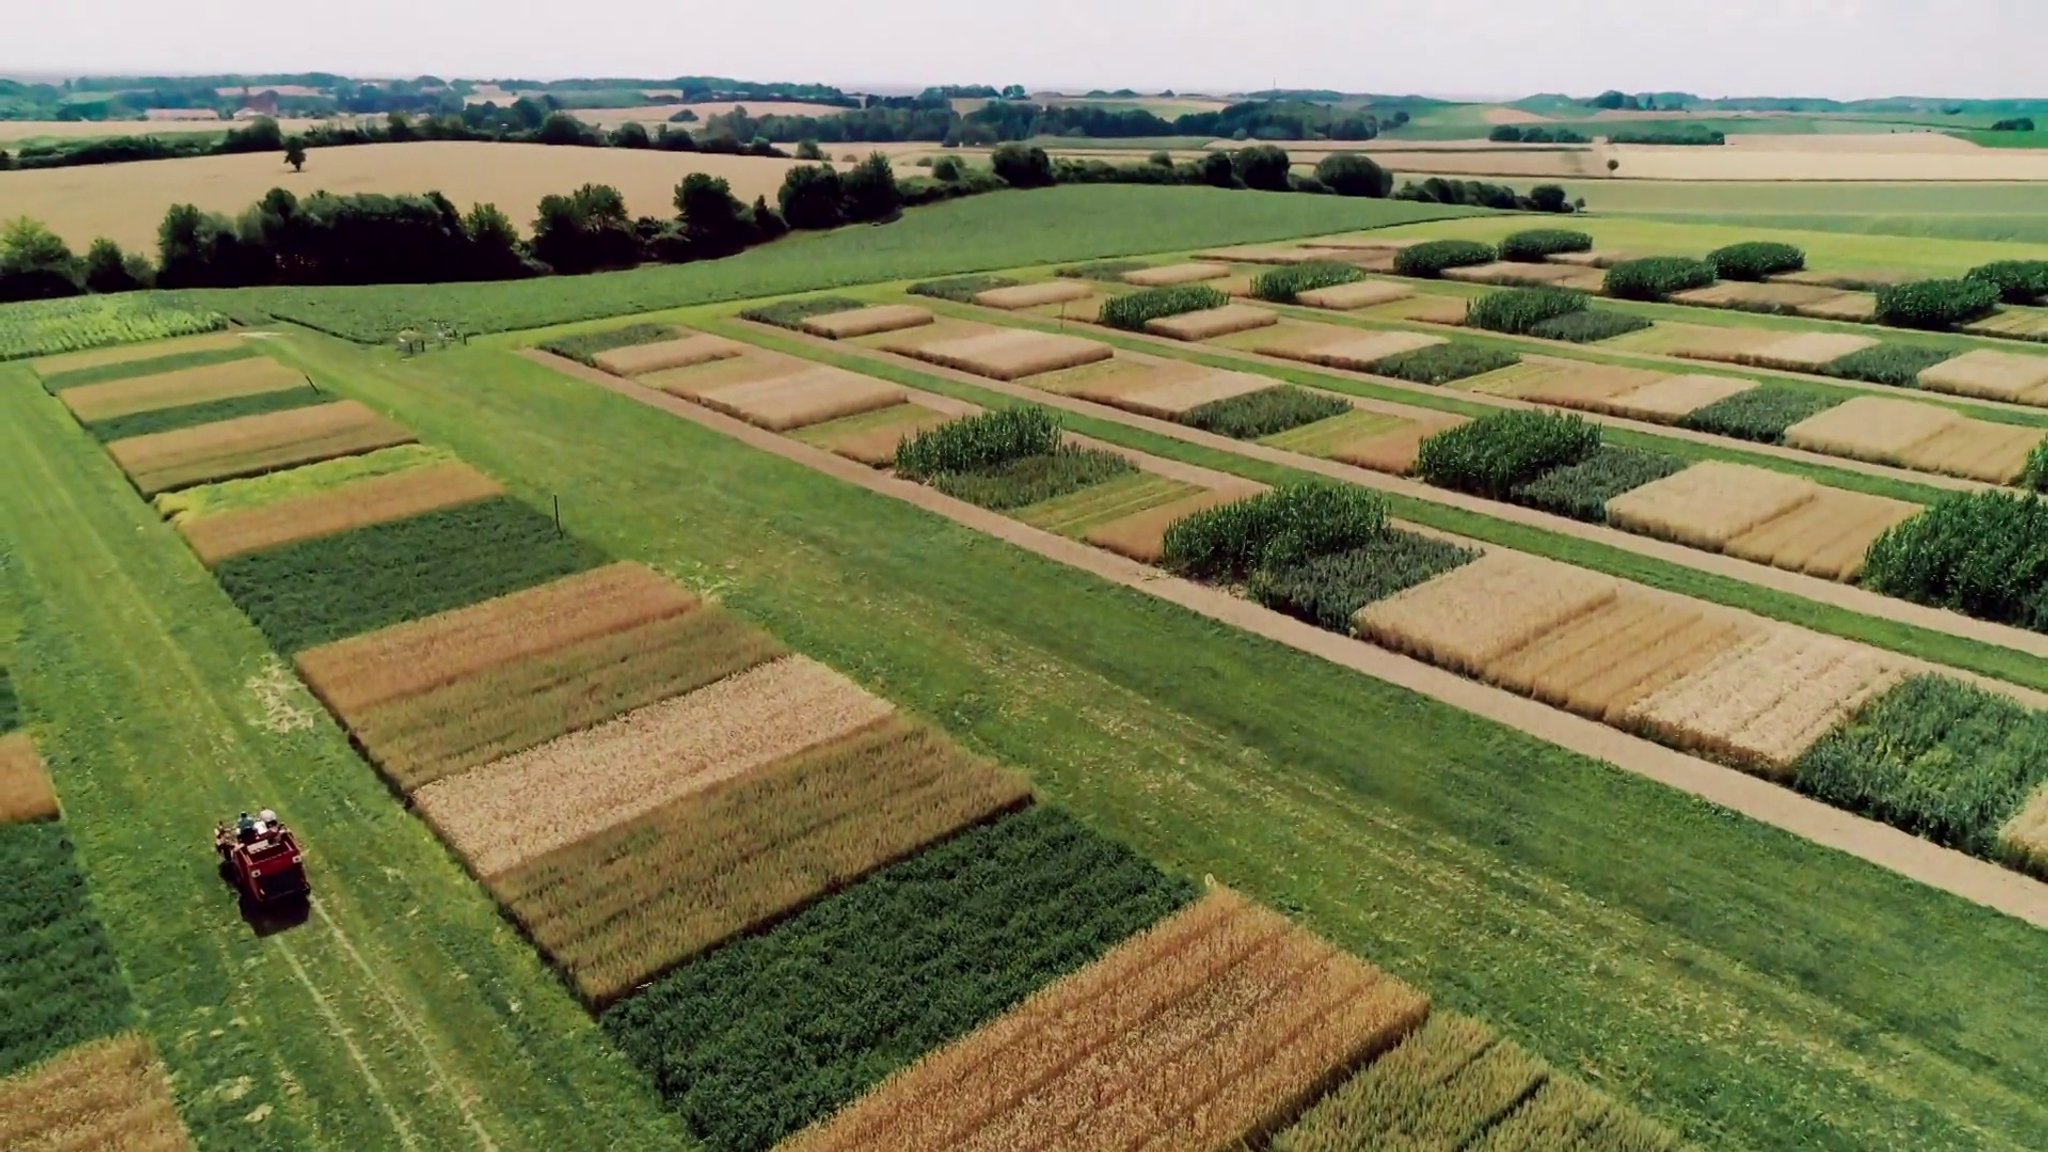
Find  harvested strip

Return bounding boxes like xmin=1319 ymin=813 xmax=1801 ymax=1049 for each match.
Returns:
xmin=0 ymin=734 xmax=57 ymax=825
xmin=1604 ymin=462 xmax=1819 ymax=551
xmin=1673 ymin=281 xmax=1842 ymax=311
xmin=801 ymin=305 xmax=934 ymax=340
xmin=1750 ymin=331 xmax=1880 ymax=371
xmin=1144 ymin=304 xmax=1279 ymax=342
xmin=178 ymin=461 xmax=503 ymax=564
xmin=1354 ymin=551 xmax=1621 ymax=678
xmin=1115 ymin=369 xmax=1272 ymax=418
xmin=59 ymin=356 xmax=304 ymax=422
xmin=1296 ymin=280 xmax=1412 ymax=310
xmin=1916 ymin=348 xmax=2048 ymax=402
xmin=895 ymin=328 xmax=1112 ymax=381
xmin=1783 ymin=395 xmax=1961 ymax=462
xmin=1443 ymin=261 xmax=1588 ymax=287
xmin=1546 ymin=249 xmax=1632 ymax=268
xmin=32 ymin=330 xmax=243 ymax=377
xmin=1902 ymin=422 xmax=2043 ymax=484
xmin=974 ymin=281 xmax=1093 ymax=310
xmin=1799 ymin=292 xmax=1878 ymax=323
xmin=1241 ymin=322 xmax=1445 ymax=370
xmin=2002 ymin=785 xmax=2048 ymax=878
xmin=1600 ymin=374 xmax=1758 ymax=422
xmin=782 ymin=888 xmax=1428 ymax=1152
xmin=794 ymin=402 xmax=959 ymax=467
xmin=1492 ymin=360 xmax=1666 ymax=409
xmin=414 ymin=656 xmax=893 ymax=878
xmin=1725 ymin=490 xmax=1922 ymax=582
xmin=1085 ymin=485 xmax=1255 ymax=563
xmin=355 ymin=607 xmax=784 ymax=791
xmin=1329 ymin=411 xmax=1469 ymax=475
xmin=1123 ymin=262 xmax=1232 ymax=287
xmin=494 ymin=717 xmax=1032 ymax=1005
xmin=296 ymin=561 xmax=695 ymax=715
xmin=1016 ymin=472 xmax=1198 ymax=535
xmin=590 ymin=334 xmax=742 ymax=377
xmin=106 ymin=400 xmax=415 ymax=497
xmin=154 ymin=443 xmax=450 ymax=524
xmin=695 ymin=366 xmax=906 ymax=431
xmin=1264 ymin=408 xmax=1407 ymax=455
xmin=0 ymin=1032 xmax=191 ymax=1152
xmin=1039 ymin=358 xmax=1203 ymax=403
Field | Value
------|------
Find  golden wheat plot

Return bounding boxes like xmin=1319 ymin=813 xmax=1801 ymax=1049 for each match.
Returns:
xmin=106 ymin=401 xmax=415 ymax=496
xmin=31 ymin=331 xmax=244 ymax=378
xmin=693 ymin=366 xmax=907 ymax=432
xmin=1329 ymin=411 xmax=1469 ymax=475
xmin=590 ymin=333 xmax=739 ymax=376
xmin=1782 ymin=395 xmax=1963 ymax=462
xmin=1798 ymin=292 xmax=1879 ymax=323
xmin=1671 ymin=281 xmax=1842 ymax=312
xmin=1442 ymin=261 xmax=1588 ymax=288
xmin=178 ymin=461 xmax=504 ymax=564
xmin=798 ymin=402 xmax=960 ymax=466
xmin=0 ymin=733 xmax=57 ymax=825
xmin=1916 ymin=349 xmax=2048 ymax=403
xmin=891 ymin=327 xmax=1114 ymax=380
xmin=1034 ymin=357 xmax=1200 ymax=403
xmin=0 ymin=1033 xmax=192 ymax=1152
xmin=1604 ymin=462 xmax=1818 ymax=551
xmin=1123 ymin=262 xmax=1232 ymax=287
xmin=1294 ymin=280 xmax=1412 ymax=311
xmin=2001 ymin=785 xmax=2048 ymax=878
xmin=1085 ymin=484 xmax=1259 ymax=563
xmin=1621 ymin=629 xmax=1908 ymax=776
xmin=1243 ymin=322 xmax=1446 ymax=371
xmin=1114 ymin=369 xmax=1274 ymax=418
xmin=1194 ymin=245 xmax=1324 ymax=265
xmin=1724 ymin=489 xmax=1922 ymax=582
xmin=58 ymin=356 xmax=306 ymax=423
xmin=1746 ymin=332 xmax=1880 ymax=372
xmin=1663 ymin=324 xmax=1781 ymax=366
xmin=800 ymin=304 xmax=935 ymax=340
xmin=1354 ymin=551 xmax=1621 ymax=678
xmin=1479 ymin=359 xmax=1666 ymax=409
xmin=1899 ymin=422 xmax=2045 ymax=484
xmin=414 ymin=655 xmax=893 ymax=878
xmin=1145 ymin=303 xmax=1280 ymax=341
xmin=1481 ymin=590 xmax=1763 ymax=723
xmin=782 ymin=888 xmax=1429 ymax=1152
xmin=493 ymin=718 xmax=1032 ymax=1004
xmin=1599 ymin=373 xmax=1758 ymax=422
xmin=973 ymin=281 xmax=1094 ymax=310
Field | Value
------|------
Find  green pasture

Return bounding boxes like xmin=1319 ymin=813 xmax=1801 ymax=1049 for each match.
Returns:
xmin=1561 ymin=181 xmax=2048 ymax=245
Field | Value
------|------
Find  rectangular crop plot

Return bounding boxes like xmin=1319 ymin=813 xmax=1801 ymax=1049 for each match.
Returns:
xmin=105 ymin=400 xmax=416 ymax=497
xmin=794 ymin=402 xmax=960 ymax=467
xmin=1604 ymin=462 xmax=1819 ymax=551
xmin=891 ymin=328 xmax=1113 ymax=381
xmin=1915 ymin=348 xmax=2048 ymax=403
xmin=1355 ymin=551 xmax=1622 ymax=679
xmin=972 ymin=281 xmax=1093 ymax=310
xmin=178 ymin=461 xmax=504 ymax=565
xmin=1122 ymin=261 xmax=1232 ymax=287
xmin=1484 ymin=590 xmax=1763 ymax=723
xmin=1475 ymin=359 xmax=1666 ymax=410
xmin=694 ymin=366 xmax=907 ymax=432
xmin=32 ymin=331 xmax=245 ymax=380
xmin=591 ymin=334 xmax=743 ymax=377
xmin=1782 ymin=395 xmax=1962 ymax=463
xmin=1672 ymin=281 xmax=1844 ymax=312
xmin=1114 ymin=368 xmax=1273 ymax=418
xmin=1683 ymin=330 xmax=1880 ymax=373
xmin=1084 ymin=484 xmax=1258 ymax=564
xmin=1015 ymin=472 xmax=1199 ymax=536
xmin=1601 ymin=374 xmax=1759 ymax=422
xmin=415 ymin=655 xmax=893 ymax=878
xmin=214 ymin=496 xmax=608 ymax=653
xmin=1442 ymin=261 xmax=1589 ymax=288
xmin=600 ymin=806 xmax=1194 ymax=1152
xmin=57 ymin=356 xmax=305 ymax=423
xmin=1724 ymin=489 xmax=1922 ymax=582
xmin=494 ymin=717 xmax=1032 ymax=1006
xmin=1239 ymin=322 xmax=1446 ymax=371
xmin=1144 ymin=303 xmax=1279 ymax=342
xmin=154 ymin=444 xmax=452 ymax=524
xmin=0 ymin=823 xmax=132 ymax=1079
xmin=800 ymin=304 xmax=934 ymax=340
xmin=1328 ymin=410 xmax=1470 ymax=476
xmin=2004 ymin=785 xmax=2048 ymax=878
xmin=1296 ymin=279 xmax=1412 ymax=311
xmin=782 ymin=887 xmax=1429 ymax=1152
xmin=0 ymin=735 xmax=57 ymax=825
xmin=1896 ymin=422 xmax=2045 ymax=485
xmin=0 ymin=1032 xmax=190 ymax=1152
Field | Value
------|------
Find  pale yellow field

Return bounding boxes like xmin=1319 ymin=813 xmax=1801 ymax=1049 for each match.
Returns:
xmin=0 ymin=117 xmax=349 ymax=145
xmin=0 ymin=142 xmax=822 ymax=249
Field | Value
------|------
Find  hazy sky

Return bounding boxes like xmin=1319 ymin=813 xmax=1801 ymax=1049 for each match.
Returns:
xmin=16 ymin=0 xmax=2044 ymax=100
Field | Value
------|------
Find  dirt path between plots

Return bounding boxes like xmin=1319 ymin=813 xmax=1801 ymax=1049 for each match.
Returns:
xmin=524 ymin=349 xmax=2048 ymax=929
xmin=749 ymin=324 xmax=2048 ymax=667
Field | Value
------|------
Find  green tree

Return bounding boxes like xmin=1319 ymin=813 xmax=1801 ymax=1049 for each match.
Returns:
xmin=611 ymin=121 xmax=651 ymax=149
xmin=1231 ymin=144 xmax=1292 ymax=192
xmin=777 ymin=164 xmax=845 ymax=230
xmin=841 ymin=152 xmax=900 ymax=222
xmin=930 ymin=155 xmax=963 ymax=182
xmin=82 ymin=237 xmax=148 ymax=292
xmin=462 ymin=202 xmax=525 ymax=277
xmin=1314 ymin=153 xmax=1391 ymax=198
xmin=675 ymin=173 xmax=750 ymax=254
xmin=284 ymin=137 xmax=306 ymax=172
xmin=991 ymin=143 xmax=1055 ymax=188
xmin=0 ymin=216 xmax=83 ymax=300
xmin=795 ymin=139 xmax=825 ymax=161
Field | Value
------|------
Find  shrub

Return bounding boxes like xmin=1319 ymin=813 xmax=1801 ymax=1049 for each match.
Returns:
xmin=1861 ymin=491 xmax=2048 ymax=631
xmin=1369 ymin=343 xmax=1521 ymax=385
xmin=738 ymin=296 xmax=862 ymax=330
xmin=1415 ymin=410 xmax=1602 ymax=499
xmin=1706 ymin=241 xmax=1806 ymax=282
xmin=540 ymin=322 xmax=674 ymax=366
xmin=1181 ymin=386 xmax=1350 ymax=439
xmin=1874 ymin=279 xmax=2001 ymax=330
xmin=927 ymin=446 xmax=1134 ymax=510
xmin=776 ymin=164 xmax=844 ymax=230
xmin=1162 ymin=483 xmax=1389 ymax=582
xmin=1497 ymin=229 xmax=1593 ymax=263
xmin=1248 ymin=529 xmax=1478 ymax=630
xmin=2026 ymin=438 xmax=2048 ymax=493
xmin=1393 ymin=240 xmax=1496 ymax=278
xmin=990 ymin=143 xmax=1055 ymax=188
xmin=1964 ymin=260 xmax=2048 ymax=305
xmin=1231 ymin=145 xmax=1293 ymax=192
xmin=1056 ymin=260 xmax=1148 ymax=281
xmin=1313 ymin=153 xmax=1392 ymax=198
xmin=1510 ymin=445 xmax=1688 ymax=522
xmin=1679 ymin=387 xmax=1844 ymax=444
xmin=1526 ymin=310 xmax=1653 ymax=342
xmin=1097 ymin=285 xmax=1230 ymax=331
xmin=907 ymin=274 xmax=1020 ymax=303
xmin=1464 ymin=287 xmax=1589 ymax=335
xmin=929 ymin=155 xmax=964 ymax=182
xmin=1821 ymin=343 xmax=1955 ymax=387
xmin=1249 ymin=261 xmax=1365 ymax=303
xmin=1603 ymin=256 xmax=1716 ymax=301
xmin=896 ymin=407 xmax=1063 ymax=479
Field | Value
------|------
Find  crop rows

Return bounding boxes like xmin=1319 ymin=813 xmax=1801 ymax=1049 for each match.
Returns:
xmin=33 ymin=336 xmax=251 ymax=391
xmin=153 ymin=444 xmax=453 ymax=523
xmin=0 ymin=295 xmax=226 ymax=362
xmin=0 ymin=1032 xmax=190 ymax=1152
xmin=0 ymin=822 xmax=132 ymax=1079
xmin=737 ymin=296 xmax=864 ymax=331
xmin=179 ymin=462 xmax=505 ymax=565
xmin=105 ymin=400 xmax=417 ymax=497
xmin=907 ymin=275 xmax=1022 ymax=303
xmin=84 ymin=388 xmax=334 ymax=444
xmin=538 ymin=323 xmax=679 ymax=366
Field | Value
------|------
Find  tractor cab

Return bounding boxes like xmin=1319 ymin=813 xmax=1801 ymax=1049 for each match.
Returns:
xmin=214 ymin=810 xmax=310 ymax=905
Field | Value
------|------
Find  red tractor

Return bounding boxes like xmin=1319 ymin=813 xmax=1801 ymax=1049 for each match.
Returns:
xmin=214 ymin=811 xmax=310 ymax=905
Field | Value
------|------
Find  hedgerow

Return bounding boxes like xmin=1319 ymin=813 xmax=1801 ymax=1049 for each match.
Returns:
xmin=1795 ymin=676 xmax=2048 ymax=861
xmin=1496 ymin=229 xmax=1592 ymax=263
xmin=906 ymin=274 xmax=1021 ymax=303
xmin=737 ymin=296 xmax=863 ymax=330
xmin=1368 ymin=342 xmax=1521 ymax=385
xmin=85 ymin=387 xmax=330 ymax=443
xmin=37 ymin=344 xmax=256 ymax=391
xmin=1181 ymin=385 xmax=1350 ymax=439
xmin=1510 ymin=445 xmax=1688 ymax=522
xmin=1464 ymin=287 xmax=1589 ymax=335
xmin=895 ymin=407 xmax=1061 ymax=478
xmin=1679 ymin=386 xmax=1844 ymax=443
xmin=1393 ymin=240 xmax=1497 ymax=279
xmin=1056 ymin=260 xmax=1149 ymax=281
xmin=0 ymin=823 xmax=133 ymax=1079
xmin=1247 ymin=529 xmax=1478 ymax=631
xmin=927 ymin=446 xmax=1134 ymax=510
xmin=1965 ymin=260 xmax=2048 ymax=305
xmin=1603 ymin=256 xmax=1716 ymax=301
xmin=1248 ymin=261 xmax=1365 ymax=303
xmin=214 ymin=496 xmax=608 ymax=652
xmin=1820 ymin=343 xmax=1954 ymax=387
xmin=1862 ymin=490 xmax=2048 ymax=631
xmin=1096 ymin=285 xmax=1229 ymax=331
xmin=1874 ymin=279 xmax=2002 ymax=330
xmin=1162 ymin=483 xmax=1390 ymax=582
xmin=1526 ymin=309 xmax=1654 ymax=342
xmin=600 ymin=807 xmax=1193 ymax=1152
xmin=1415 ymin=410 xmax=1602 ymax=499
xmin=1706 ymin=242 xmax=1806 ymax=282
xmin=539 ymin=323 xmax=674 ymax=366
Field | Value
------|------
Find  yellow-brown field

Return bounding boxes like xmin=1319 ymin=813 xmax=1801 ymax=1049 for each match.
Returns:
xmin=1113 ymin=368 xmax=1274 ymax=418
xmin=884 ymin=325 xmax=1114 ymax=381
xmin=1234 ymin=321 xmax=1446 ymax=372
xmin=794 ymin=402 xmax=961 ymax=467
xmin=2003 ymin=785 xmax=2048 ymax=877
xmin=1084 ymin=485 xmax=1255 ymax=563
xmin=0 ymin=142 xmax=824 ymax=249
xmin=57 ymin=356 xmax=306 ymax=423
xmin=1442 ymin=261 xmax=1601 ymax=290
xmin=105 ymin=400 xmax=416 ymax=496
xmin=0 ymin=117 xmax=339 ymax=146
xmin=1915 ymin=348 xmax=2048 ymax=403
xmin=1674 ymin=329 xmax=1878 ymax=373
xmin=0 ymin=733 xmax=57 ymax=825
xmin=1600 ymin=373 xmax=1758 ymax=422
xmin=590 ymin=333 xmax=740 ymax=376
xmin=0 ymin=1032 xmax=190 ymax=1152
xmin=1471 ymin=359 xmax=1667 ymax=409
xmin=1482 ymin=591 xmax=1762 ymax=723
xmin=1354 ymin=551 xmax=1622 ymax=678
xmin=178 ymin=461 xmax=503 ymax=565
xmin=698 ymin=366 xmax=909 ymax=432
xmin=1723 ymin=489 xmax=1922 ymax=581
xmin=1122 ymin=262 xmax=1232 ymax=287
xmin=800 ymin=305 xmax=935 ymax=341
xmin=1604 ymin=462 xmax=1818 ymax=550
xmin=1783 ymin=396 xmax=2044 ymax=484
xmin=972 ymin=281 xmax=1094 ymax=310
xmin=31 ymin=331 xmax=246 ymax=377
xmin=1327 ymin=409 xmax=1470 ymax=475
xmin=782 ymin=888 xmax=1429 ymax=1152
xmin=1294 ymin=280 xmax=1412 ymax=311
xmin=1144 ymin=303 xmax=1280 ymax=341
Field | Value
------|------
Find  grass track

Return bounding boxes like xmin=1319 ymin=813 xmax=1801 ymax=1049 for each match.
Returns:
xmin=271 ymin=329 xmax=2048 ymax=1152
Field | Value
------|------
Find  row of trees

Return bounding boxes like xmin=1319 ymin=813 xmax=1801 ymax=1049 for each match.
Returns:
xmin=698 ymin=97 xmax=1403 ymax=147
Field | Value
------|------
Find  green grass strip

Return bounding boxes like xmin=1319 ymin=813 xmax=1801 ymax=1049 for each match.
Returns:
xmin=87 ymin=386 xmax=331 ymax=443
xmin=152 ymin=443 xmax=455 ymax=524
xmin=38 ymin=344 xmax=257 ymax=391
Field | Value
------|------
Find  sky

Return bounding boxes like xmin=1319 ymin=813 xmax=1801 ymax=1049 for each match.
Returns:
xmin=15 ymin=0 xmax=2045 ymax=101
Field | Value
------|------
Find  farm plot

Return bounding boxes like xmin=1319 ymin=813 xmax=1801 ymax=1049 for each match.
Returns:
xmin=1084 ymin=484 xmax=1261 ymax=564
xmin=1916 ymin=348 xmax=2048 ymax=403
xmin=1294 ymin=279 xmax=1413 ymax=311
xmin=56 ymin=356 xmax=307 ymax=424
xmin=874 ymin=323 xmax=1113 ymax=381
xmin=1723 ymin=489 xmax=1923 ymax=581
xmin=2007 ymin=786 xmax=2048 ymax=877
xmin=1598 ymin=374 xmax=1760 ymax=422
xmin=78 ymin=386 xmax=334 ymax=445
xmin=0 ymin=295 xmax=226 ymax=362
xmin=1355 ymin=550 xmax=1623 ymax=679
xmin=1672 ymin=280 xmax=1876 ymax=322
xmin=1464 ymin=358 xmax=1668 ymax=411
xmin=1144 ymin=303 xmax=1279 ymax=341
xmin=493 ymin=717 xmax=1032 ymax=1005
xmin=177 ymin=461 xmax=503 ymax=565
xmin=104 ymin=400 xmax=415 ymax=496
xmin=1443 ymin=261 xmax=1602 ymax=290
xmin=1513 ymin=445 xmax=1690 ymax=523
xmin=600 ymin=806 xmax=1194 ymax=1152
xmin=0 ymin=822 xmax=132 ymax=1079
xmin=1124 ymin=262 xmax=1233 ymax=287
xmin=1604 ymin=461 xmax=1820 ymax=551
xmin=414 ymin=655 xmax=893 ymax=878
xmin=1961 ymin=306 xmax=2048 ymax=343
xmin=1327 ymin=408 xmax=1471 ymax=475
xmin=1225 ymin=320 xmax=1446 ymax=372
xmin=0 ymin=1032 xmax=190 ymax=1152
xmin=31 ymin=332 xmax=248 ymax=385
xmin=1478 ymin=590 xmax=1761 ymax=723
xmin=1784 ymin=396 xmax=2044 ymax=484
xmin=972 ymin=281 xmax=1094 ymax=311
xmin=0 ymin=735 xmax=57 ymax=825
xmin=212 ymin=495 xmax=608 ymax=652
xmin=154 ymin=443 xmax=452 ymax=523
xmin=793 ymin=402 xmax=960 ymax=466
xmin=590 ymin=334 xmax=744 ymax=377
xmin=539 ymin=323 xmax=680 ymax=367
xmin=1670 ymin=327 xmax=1880 ymax=373
xmin=801 ymin=305 xmax=935 ymax=340
xmin=782 ymin=887 xmax=1429 ymax=1152
xmin=1680 ymin=385 xmax=1847 ymax=445
xmin=1013 ymin=472 xmax=1201 ymax=537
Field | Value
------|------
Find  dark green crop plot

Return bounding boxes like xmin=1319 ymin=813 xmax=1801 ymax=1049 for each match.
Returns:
xmin=1181 ymin=385 xmax=1350 ymax=439
xmin=1249 ymin=529 xmax=1478 ymax=631
xmin=1056 ymin=259 xmax=1150 ymax=281
xmin=0 ymin=822 xmax=132 ymax=1079
xmin=213 ymin=496 xmax=608 ymax=652
xmin=927 ymin=446 xmax=1135 ymax=510
xmin=1416 ymin=410 xmax=1602 ymax=500
xmin=737 ymin=296 xmax=864 ymax=330
xmin=1526 ymin=309 xmax=1654 ymax=343
xmin=1369 ymin=342 xmax=1521 ymax=385
xmin=1821 ymin=343 xmax=1956 ymax=388
xmin=86 ymin=386 xmax=330 ymax=443
xmin=1512 ymin=445 xmax=1689 ymax=523
xmin=600 ymin=806 xmax=1193 ymax=1152
xmin=906 ymin=275 xmax=1021 ymax=303
xmin=1679 ymin=386 xmax=1844 ymax=444
xmin=38 ymin=344 xmax=257 ymax=392
xmin=538 ymin=323 xmax=676 ymax=366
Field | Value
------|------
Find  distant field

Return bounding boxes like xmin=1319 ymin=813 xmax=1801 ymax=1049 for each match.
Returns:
xmin=567 ymin=100 xmax=857 ymax=127
xmin=1566 ymin=180 xmax=2048 ymax=244
xmin=1039 ymin=94 xmax=1234 ymax=118
xmin=1967 ymin=129 xmax=2048 ymax=149
xmin=0 ymin=117 xmax=345 ymax=146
